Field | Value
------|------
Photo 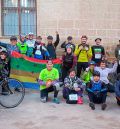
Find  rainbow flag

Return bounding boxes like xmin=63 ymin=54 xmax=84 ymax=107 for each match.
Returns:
xmin=10 ymin=52 xmax=62 ymax=90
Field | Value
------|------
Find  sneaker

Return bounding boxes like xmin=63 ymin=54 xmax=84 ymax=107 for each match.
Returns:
xmin=52 ymin=98 xmax=60 ymax=104
xmin=40 ymin=97 xmax=47 ymax=103
xmin=89 ymin=102 xmax=95 ymax=110
xmin=101 ymin=103 xmax=107 ymax=110
xmin=1 ymin=91 xmax=9 ymax=95
xmin=77 ymin=97 xmax=83 ymax=104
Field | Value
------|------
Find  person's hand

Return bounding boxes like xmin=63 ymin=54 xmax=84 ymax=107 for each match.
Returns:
xmin=74 ymin=87 xmax=80 ymax=91
xmin=113 ymin=59 xmax=117 ymax=64
xmin=79 ymin=45 xmax=83 ymax=50
xmin=84 ymin=46 xmax=89 ymax=51
xmin=56 ymin=31 xmax=59 ymax=35
xmin=46 ymin=80 xmax=52 ymax=88
xmin=117 ymin=97 xmax=120 ymax=101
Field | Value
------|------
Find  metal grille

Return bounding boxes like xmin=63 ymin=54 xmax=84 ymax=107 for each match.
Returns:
xmin=1 ymin=0 xmax=37 ymax=36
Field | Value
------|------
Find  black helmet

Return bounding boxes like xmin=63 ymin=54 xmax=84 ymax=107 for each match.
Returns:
xmin=47 ymin=36 xmax=53 ymax=40
xmin=10 ymin=36 xmax=17 ymax=41
xmin=93 ymin=71 xmax=100 ymax=77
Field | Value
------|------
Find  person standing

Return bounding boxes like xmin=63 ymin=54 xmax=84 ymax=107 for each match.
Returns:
xmin=46 ymin=31 xmax=60 ymax=59
xmin=61 ymin=46 xmax=77 ymax=81
xmin=74 ymin=35 xmax=92 ymax=77
xmin=61 ymin=36 xmax=75 ymax=52
xmin=91 ymin=38 xmax=105 ymax=65
xmin=26 ymin=32 xmax=35 ymax=57
xmin=17 ymin=34 xmax=28 ymax=55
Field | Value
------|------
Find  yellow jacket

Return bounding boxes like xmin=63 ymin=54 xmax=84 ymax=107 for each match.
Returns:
xmin=74 ymin=45 xmax=92 ymax=62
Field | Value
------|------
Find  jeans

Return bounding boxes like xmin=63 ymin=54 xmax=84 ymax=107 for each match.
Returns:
xmin=77 ymin=62 xmax=89 ymax=77
xmin=40 ymin=86 xmax=59 ymax=99
xmin=88 ymin=91 xmax=107 ymax=104
xmin=63 ymin=87 xmax=83 ymax=99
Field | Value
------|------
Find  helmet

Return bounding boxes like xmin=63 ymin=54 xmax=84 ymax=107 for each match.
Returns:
xmin=93 ymin=71 xmax=100 ymax=77
xmin=89 ymin=61 xmax=95 ymax=65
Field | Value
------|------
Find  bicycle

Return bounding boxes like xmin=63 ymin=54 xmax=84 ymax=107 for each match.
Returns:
xmin=0 ymin=77 xmax=25 ymax=108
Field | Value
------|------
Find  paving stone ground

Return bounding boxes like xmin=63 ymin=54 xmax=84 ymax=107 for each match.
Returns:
xmin=0 ymin=90 xmax=120 ymax=129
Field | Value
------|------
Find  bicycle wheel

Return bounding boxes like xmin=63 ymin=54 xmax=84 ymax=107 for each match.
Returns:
xmin=0 ymin=78 xmax=25 ymax=108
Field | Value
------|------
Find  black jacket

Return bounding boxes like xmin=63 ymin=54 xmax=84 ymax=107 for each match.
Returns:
xmin=0 ymin=58 xmax=9 ymax=78
xmin=47 ymin=34 xmax=60 ymax=59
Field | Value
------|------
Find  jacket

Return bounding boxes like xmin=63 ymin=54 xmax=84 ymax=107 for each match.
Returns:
xmin=87 ymin=80 xmax=107 ymax=93
xmin=47 ymin=34 xmax=60 ymax=59
xmin=0 ymin=58 xmax=9 ymax=78
xmin=62 ymin=53 xmax=77 ymax=69
xmin=115 ymin=80 xmax=120 ymax=97
xmin=33 ymin=42 xmax=50 ymax=60
xmin=0 ymin=42 xmax=19 ymax=55
xmin=81 ymin=69 xmax=94 ymax=83
xmin=115 ymin=44 xmax=120 ymax=60
xmin=95 ymin=63 xmax=118 ymax=84
xmin=74 ymin=44 xmax=92 ymax=62
xmin=64 ymin=76 xmax=83 ymax=90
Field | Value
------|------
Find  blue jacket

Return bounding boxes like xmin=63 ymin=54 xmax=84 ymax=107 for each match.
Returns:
xmin=115 ymin=81 xmax=120 ymax=97
xmin=0 ymin=42 xmax=19 ymax=55
xmin=87 ymin=80 xmax=107 ymax=93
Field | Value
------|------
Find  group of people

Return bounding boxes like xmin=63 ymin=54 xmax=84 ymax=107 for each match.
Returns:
xmin=0 ymin=32 xmax=120 ymax=110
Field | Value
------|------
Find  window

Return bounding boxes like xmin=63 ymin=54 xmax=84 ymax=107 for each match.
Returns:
xmin=1 ymin=0 xmax=37 ymax=36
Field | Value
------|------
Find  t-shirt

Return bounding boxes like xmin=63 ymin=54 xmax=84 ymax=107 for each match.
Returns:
xmin=39 ymin=68 xmax=59 ymax=90
xmin=92 ymin=45 xmax=105 ymax=63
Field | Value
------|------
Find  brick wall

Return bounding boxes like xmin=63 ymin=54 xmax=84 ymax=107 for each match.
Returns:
xmin=36 ymin=0 xmax=120 ymax=57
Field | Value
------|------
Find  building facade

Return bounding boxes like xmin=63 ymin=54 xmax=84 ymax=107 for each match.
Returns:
xmin=0 ymin=0 xmax=120 ymax=55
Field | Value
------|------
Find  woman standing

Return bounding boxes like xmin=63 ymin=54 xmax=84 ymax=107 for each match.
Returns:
xmin=61 ymin=46 xmax=77 ymax=81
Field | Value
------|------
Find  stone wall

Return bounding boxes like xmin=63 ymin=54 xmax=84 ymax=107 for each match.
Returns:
xmin=36 ymin=0 xmax=120 ymax=57
xmin=0 ymin=0 xmax=120 ymax=58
